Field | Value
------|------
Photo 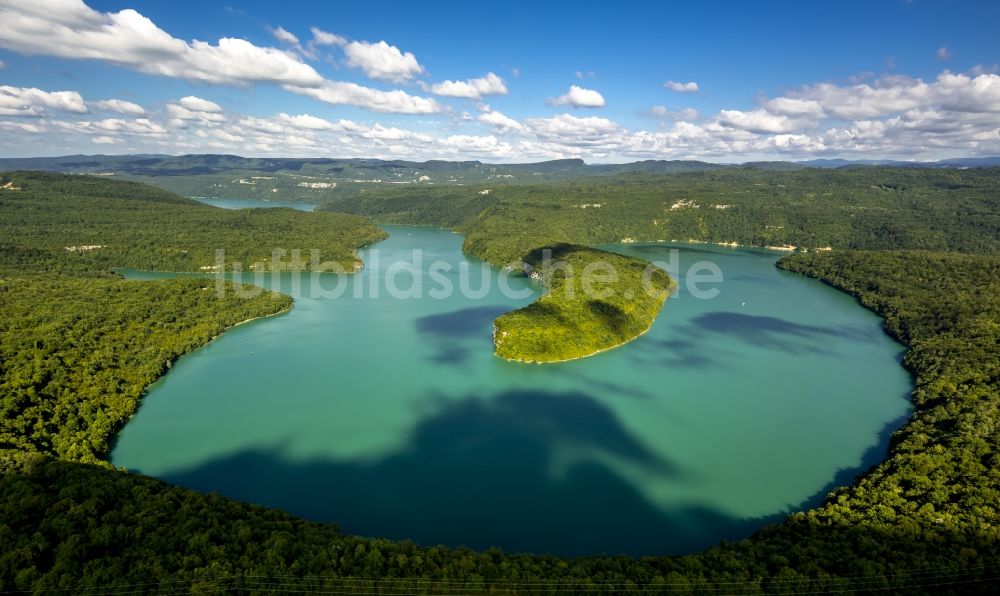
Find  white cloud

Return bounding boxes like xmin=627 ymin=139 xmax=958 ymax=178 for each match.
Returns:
xmin=3 ymin=56 xmax=1000 ymax=162
xmin=774 ymin=72 xmax=1000 ymax=120
xmin=429 ymin=72 xmax=507 ymax=99
xmin=284 ymin=80 xmax=441 ymax=114
xmin=650 ymin=105 xmax=699 ymax=120
xmin=717 ymin=109 xmax=796 ymax=134
xmin=91 ymin=117 xmax=166 ymax=135
xmin=0 ymin=85 xmax=87 ymax=116
xmin=0 ymin=59 xmax=5 ymax=69
xmin=166 ymin=97 xmax=227 ymax=124
xmin=274 ymin=112 xmax=351 ymax=131
xmin=92 ymin=98 xmax=145 ymax=115
xmin=61 ymin=117 xmax=166 ymax=136
xmin=0 ymin=1 xmax=441 ymax=115
xmin=547 ymin=85 xmax=606 ymax=108
xmin=526 ymin=113 xmax=620 ymax=144
xmin=478 ymin=109 xmax=525 ymax=133
xmin=440 ymin=134 xmax=512 ymax=157
xmin=938 ymin=46 xmax=951 ymax=60
xmin=342 ymin=39 xmax=425 ymax=83
xmin=177 ymin=95 xmax=222 ymax=112
xmin=0 ymin=119 xmax=44 ymax=133
xmin=762 ymin=97 xmax=824 ymax=117
xmin=0 ymin=0 xmax=324 ymax=86
xmin=664 ymin=80 xmax=699 ymax=93
xmin=212 ymin=128 xmax=244 ymax=143
xmin=309 ymin=27 xmax=345 ymax=47
xmin=272 ymin=26 xmax=299 ymax=46
xmin=362 ymin=123 xmax=433 ymax=143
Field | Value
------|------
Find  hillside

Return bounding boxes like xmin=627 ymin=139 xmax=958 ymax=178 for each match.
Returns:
xmin=2 ymin=154 xmax=997 ymax=204
xmin=323 ymin=166 xmax=1000 ymax=265
xmin=0 ymin=171 xmax=386 ymax=275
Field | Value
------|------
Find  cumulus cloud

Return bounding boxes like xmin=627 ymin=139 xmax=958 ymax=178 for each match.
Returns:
xmin=309 ymin=28 xmax=346 ymax=47
xmin=177 ymin=95 xmax=222 ymax=112
xmin=440 ymin=134 xmax=512 ymax=157
xmin=342 ymin=39 xmax=425 ymax=83
xmin=166 ymin=96 xmax=227 ymax=125
xmin=717 ymin=109 xmax=797 ymax=134
xmin=429 ymin=72 xmax=507 ymax=99
xmin=762 ymin=97 xmax=824 ymax=117
xmin=4 ymin=55 xmax=1000 ymax=162
xmin=0 ymin=0 xmax=324 ymax=86
xmin=48 ymin=116 xmax=168 ymax=148
xmin=92 ymin=98 xmax=145 ymax=115
xmin=272 ymin=112 xmax=338 ymax=131
xmin=84 ymin=117 xmax=166 ymax=135
xmin=478 ymin=109 xmax=525 ymax=133
xmin=664 ymin=80 xmax=699 ymax=93
xmin=771 ymin=71 xmax=1000 ymax=120
xmin=284 ymin=80 xmax=440 ymax=114
xmin=650 ymin=105 xmax=699 ymax=120
xmin=360 ymin=123 xmax=430 ymax=143
xmin=547 ymin=85 xmax=606 ymax=108
xmin=0 ymin=85 xmax=87 ymax=116
xmin=0 ymin=1 xmax=441 ymax=115
xmin=938 ymin=46 xmax=951 ymax=60
xmin=0 ymin=119 xmax=45 ymax=133
xmin=272 ymin=26 xmax=299 ymax=46
xmin=526 ymin=113 xmax=620 ymax=144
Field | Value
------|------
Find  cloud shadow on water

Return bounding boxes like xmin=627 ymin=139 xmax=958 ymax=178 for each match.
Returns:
xmin=640 ymin=336 xmax=730 ymax=370
xmin=414 ymin=305 xmax=511 ymax=364
xmin=161 ymin=389 xmax=772 ymax=557
xmin=415 ymin=305 xmax=511 ymax=339
xmin=686 ymin=311 xmax=873 ymax=355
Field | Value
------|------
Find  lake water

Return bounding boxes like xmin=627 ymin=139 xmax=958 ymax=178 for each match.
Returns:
xmin=111 ymin=226 xmax=912 ymax=557
xmin=192 ymin=197 xmax=317 ymax=211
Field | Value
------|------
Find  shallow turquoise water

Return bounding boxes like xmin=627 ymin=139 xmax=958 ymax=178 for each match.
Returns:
xmin=111 ymin=226 xmax=912 ymax=557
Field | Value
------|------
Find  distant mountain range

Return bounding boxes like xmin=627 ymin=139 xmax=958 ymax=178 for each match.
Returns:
xmin=1 ymin=154 xmax=998 ymax=177
xmin=2 ymin=154 xmax=997 ymax=201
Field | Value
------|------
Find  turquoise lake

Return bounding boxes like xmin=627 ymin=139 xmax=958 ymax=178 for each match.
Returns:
xmin=111 ymin=222 xmax=912 ymax=557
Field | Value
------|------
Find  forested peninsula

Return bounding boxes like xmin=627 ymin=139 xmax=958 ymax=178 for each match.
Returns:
xmin=494 ymin=245 xmax=674 ymax=363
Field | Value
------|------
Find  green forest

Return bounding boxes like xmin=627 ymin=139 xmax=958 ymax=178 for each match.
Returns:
xmin=1 ymin=169 xmax=1000 ymax=592
xmin=322 ymin=166 xmax=1000 ymax=264
xmin=0 ymin=171 xmax=386 ymax=275
xmin=494 ymin=245 xmax=674 ymax=363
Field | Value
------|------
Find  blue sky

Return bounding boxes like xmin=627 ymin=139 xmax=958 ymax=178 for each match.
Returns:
xmin=0 ymin=0 xmax=998 ymax=161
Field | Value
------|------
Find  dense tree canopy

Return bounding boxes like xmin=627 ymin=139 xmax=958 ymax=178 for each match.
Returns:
xmin=323 ymin=167 xmax=1000 ymax=265
xmin=1 ymin=171 xmax=386 ymax=276
xmin=494 ymin=245 xmax=674 ymax=362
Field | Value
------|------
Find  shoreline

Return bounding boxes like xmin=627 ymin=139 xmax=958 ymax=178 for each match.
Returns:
xmin=620 ymin=238 xmax=834 ymax=253
xmin=212 ymin=304 xmax=293 ymax=339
